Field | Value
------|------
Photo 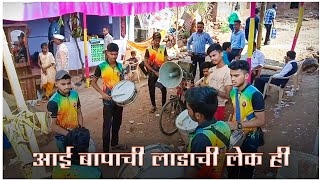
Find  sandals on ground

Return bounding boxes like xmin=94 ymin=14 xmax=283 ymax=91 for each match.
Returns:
xmin=149 ymin=106 xmax=157 ymax=113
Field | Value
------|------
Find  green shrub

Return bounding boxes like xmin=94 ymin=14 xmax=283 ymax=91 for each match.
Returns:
xmin=220 ymin=23 xmax=230 ymax=33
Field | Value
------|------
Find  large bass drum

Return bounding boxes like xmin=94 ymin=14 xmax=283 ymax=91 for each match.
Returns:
xmin=175 ymin=109 xmax=198 ymax=144
xmin=116 ymin=144 xmax=187 ymax=178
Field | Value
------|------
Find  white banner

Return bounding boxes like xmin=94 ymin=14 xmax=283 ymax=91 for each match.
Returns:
xmin=148 ymin=9 xmax=174 ymax=30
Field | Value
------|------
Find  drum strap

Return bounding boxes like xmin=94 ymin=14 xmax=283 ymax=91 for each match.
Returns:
xmin=191 ymin=125 xmax=230 ymax=148
xmin=210 ymin=125 xmax=230 ymax=148
xmin=235 ymin=89 xmax=241 ymax=122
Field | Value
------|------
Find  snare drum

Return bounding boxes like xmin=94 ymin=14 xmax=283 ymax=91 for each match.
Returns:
xmin=175 ymin=109 xmax=198 ymax=144
xmin=111 ymin=80 xmax=138 ymax=106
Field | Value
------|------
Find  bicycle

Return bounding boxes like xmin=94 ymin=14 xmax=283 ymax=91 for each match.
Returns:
xmin=159 ymin=61 xmax=194 ymax=136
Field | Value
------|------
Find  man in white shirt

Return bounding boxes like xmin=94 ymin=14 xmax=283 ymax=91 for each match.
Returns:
xmin=53 ymin=34 xmax=69 ymax=72
xmin=253 ymin=50 xmax=298 ymax=93
xmin=251 ymin=42 xmax=265 ymax=83
xmin=103 ymin=27 xmax=113 ymax=51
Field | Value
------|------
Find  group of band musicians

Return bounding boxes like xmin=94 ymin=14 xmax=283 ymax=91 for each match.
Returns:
xmin=47 ymin=20 xmax=269 ymax=178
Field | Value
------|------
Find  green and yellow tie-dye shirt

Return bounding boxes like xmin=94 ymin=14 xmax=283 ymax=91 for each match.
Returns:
xmin=47 ymin=90 xmax=81 ymax=130
xmin=94 ymin=61 xmax=123 ymax=92
xmin=187 ymin=120 xmax=231 ymax=153
xmin=187 ymin=120 xmax=231 ymax=178
xmin=145 ymin=45 xmax=167 ymax=68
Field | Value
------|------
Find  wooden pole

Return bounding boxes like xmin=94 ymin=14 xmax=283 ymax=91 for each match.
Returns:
xmin=291 ymin=2 xmax=305 ymax=51
xmin=257 ymin=2 xmax=266 ymax=49
xmin=176 ymin=7 xmax=179 ymax=31
xmin=83 ymin=13 xmax=90 ymax=88
xmin=176 ymin=7 xmax=179 ymax=45
xmin=247 ymin=2 xmax=256 ymax=83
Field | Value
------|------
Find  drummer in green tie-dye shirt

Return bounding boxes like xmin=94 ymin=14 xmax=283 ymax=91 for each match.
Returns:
xmin=91 ymin=43 xmax=128 ymax=153
xmin=47 ymin=70 xmax=83 ymax=152
xmin=184 ymin=87 xmax=231 ymax=178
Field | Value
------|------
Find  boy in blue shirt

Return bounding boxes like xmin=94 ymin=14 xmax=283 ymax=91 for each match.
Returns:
xmin=222 ymin=42 xmax=231 ymax=65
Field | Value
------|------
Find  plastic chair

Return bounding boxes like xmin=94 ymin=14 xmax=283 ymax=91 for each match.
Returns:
xmin=128 ymin=62 xmax=140 ymax=83
xmin=263 ymin=73 xmax=297 ymax=104
xmin=292 ymin=61 xmax=304 ymax=91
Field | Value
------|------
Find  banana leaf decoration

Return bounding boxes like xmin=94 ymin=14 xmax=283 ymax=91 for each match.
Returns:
xmin=73 ymin=26 xmax=82 ymax=38
xmin=3 ymin=108 xmax=52 ymax=178
xmin=58 ymin=16 xmax=64 ymax=27
xmin=4 ymin=110 xmax=42 ymax=147
xmin=70 ymin=13 xmax=83 ymax=38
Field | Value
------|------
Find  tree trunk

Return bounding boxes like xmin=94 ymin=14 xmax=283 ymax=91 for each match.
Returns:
xmin=73 ymin=35 xmax=85 ymax=80
xmin=257 ymin=2 xmax=266 ymax=50
xmin=66 ymin=18 xmax=85 ymax=80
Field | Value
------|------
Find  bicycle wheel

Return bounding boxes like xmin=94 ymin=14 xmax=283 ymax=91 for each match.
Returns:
xmin=159 ymin=98 xmax=184 ymax=136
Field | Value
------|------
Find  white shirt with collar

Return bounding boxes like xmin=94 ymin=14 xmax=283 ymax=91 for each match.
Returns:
xmin=272 ymin=60 xmax=297 ymax=78
xmin=251 ymin=49 xmax=265 ymax=70
xmin=104 ymin=33 xmax=113 ymax=50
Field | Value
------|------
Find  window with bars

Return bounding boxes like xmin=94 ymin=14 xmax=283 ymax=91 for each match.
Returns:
xmin=91 ymin=44 xmax=105 ymax=62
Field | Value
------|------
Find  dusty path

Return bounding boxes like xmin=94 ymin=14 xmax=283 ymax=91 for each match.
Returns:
xmin=254 ymin=73 xmax=319 ymax=178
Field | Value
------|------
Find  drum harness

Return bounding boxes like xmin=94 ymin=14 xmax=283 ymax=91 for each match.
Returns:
xmin=188 ymin=122 xmax=230 ymax=152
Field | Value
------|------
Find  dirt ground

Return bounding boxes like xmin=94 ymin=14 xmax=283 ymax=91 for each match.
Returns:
xmin=3 ymin=17 xmax=319 ymax=178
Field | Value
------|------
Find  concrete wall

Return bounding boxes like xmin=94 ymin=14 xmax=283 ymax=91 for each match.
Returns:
xmin=112 ymin=17 xmax=121 ymax=40
xmin=266 ymin=2 xmax=319 ymax=11
xmin=26 ymin=18 xmax=51 ymax=56
xmin=215 ymin=2 xmax=319 ymax=23
xmin=264 ymin=2 xmax=319 ymax=17
xmin=216 ymin=2 xmax=251 ymax=23
xmin=4 ymin=15 xmax=122 ymax=56
xmin=85 ymin=14 xmax=121 ymax=40
xmin=86 ymin=15 xmax=108 ymax=35
xmin=65 ymin=39 xmax=127 ymax=70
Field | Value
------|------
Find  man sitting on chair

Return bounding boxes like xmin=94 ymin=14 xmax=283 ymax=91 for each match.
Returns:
xmin=251 ymin=42 xmax=265 ymax=83
xmin=253 ymin=50 xmax=298 ymax=93
xmin=124 ymin=50 xmax=139 ymax=74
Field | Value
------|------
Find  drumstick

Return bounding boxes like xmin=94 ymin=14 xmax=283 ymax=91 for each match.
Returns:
xmin=111 ymin=93 xmax=125 ymax=97
xmin=99 ymin=94 xmax=125 ymax=99
xmin=117 ymin=81 xmax=127 ymax=89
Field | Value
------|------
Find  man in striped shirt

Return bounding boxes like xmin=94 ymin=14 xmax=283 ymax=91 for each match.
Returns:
xmin=187 ymin=22 xmax=214 ymax=82
xmin=264 ymin=4 xmax=277 ymax=45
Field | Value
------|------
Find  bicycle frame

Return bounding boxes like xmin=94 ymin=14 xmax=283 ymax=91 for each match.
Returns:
xmin=169 ymin=79 xmax=191 ymax=108
xmin=168 ymin=61 xmax=194 ymax=107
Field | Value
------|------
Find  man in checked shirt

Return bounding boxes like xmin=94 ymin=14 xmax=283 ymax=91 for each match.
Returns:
xmin=264 ymin=4 xmax=277 ymax=45
xmin=187 ymin=21 xmax=214 ymax=83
